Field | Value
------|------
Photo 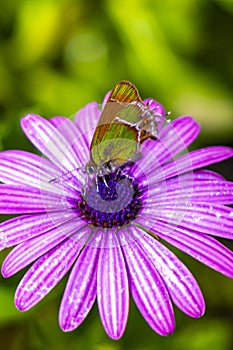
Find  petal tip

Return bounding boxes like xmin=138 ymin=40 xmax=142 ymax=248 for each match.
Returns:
xmin=108 ymin=332 xmax=124 ymax=340
xmin=21 ymin=113 xmax=38 ymax=121
xmin=1 ymin=263 xmax=10 ymax=278
xmin=59 ymin=317 xmax=76 ymax=333
xmin=20 ymin=114 xmax=42 ymax=129
xmin=103 ymin=323 xmax=127 ymax=340
xmin=187 ymin=303 xmax=206 ymax=319
xmin=159 ymin=324 xmax=175 ymax=336
xmin=14 ymin=296 xmax=28 ymax=312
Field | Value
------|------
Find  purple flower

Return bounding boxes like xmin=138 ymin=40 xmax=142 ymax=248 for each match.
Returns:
xmin=0 ymin=94 xmax=233 ymax=340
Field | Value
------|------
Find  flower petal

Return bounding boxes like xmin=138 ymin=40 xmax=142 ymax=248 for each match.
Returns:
xmin=20 ymin=114 xmax=81 ymax=173
xmin=50 ymin=117 xmax=89 ymax=165
xmin=1 ymin=219 xmax=87 ymax=277
xmin=0 ymin=152 xmax=67 ymax=194
xmin=137 ymin=117 xmax=200 ymax=177
xmin=151 ymin=146 xmax=233 ymax=182
xmin=148 ymin=178 xmax=233 ymax=205
xmin=141 ymin=202 xmax=233 ymax=239
xmin=192 ymin=170 xmax=225 ymax=181
xmin=0 ymin=185 xmax=72 ymax=214
xmin=0 ymin=211 xmax=76 ymax=250
xmin=156 ymin=116 xmax=201 ymax=162
xmin=74 ymin=102 xmax=100 ymax=148
xmin=97 ymin=231 xmax=129 ymax=339
xmin=147 ymin=220 xmax=233 ymax=278
xmin=59 ymin=231 xmax=101 ymax=331
xmin=118 ymin=229 xmax=175 ymax=336
xmin=0 ymin=150 xmax=59 ymax=184
xmin=15 ymin=234 xmax=88 ymax=311
xmin=129 ymin=226 xmax=205 ymax=317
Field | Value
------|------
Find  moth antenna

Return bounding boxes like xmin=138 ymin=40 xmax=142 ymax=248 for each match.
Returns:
xmin=49 ymin=167 xmax=83 ymax=184
xmin=48 ymin=167 xmax=86 ymax=194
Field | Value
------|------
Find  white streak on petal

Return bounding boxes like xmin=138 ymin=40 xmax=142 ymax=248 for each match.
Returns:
xmin=59 ymin=230 xmax=102 ymax=331
xmin=129 ymin=226 xmax=205 ymax=317
xmin=15 ymin=234 xmax=88 ymax=311
xmin=97 ymin=231 xmax=129 ymax=339
xmin=118 ymin=230 xmax=175 ymax=336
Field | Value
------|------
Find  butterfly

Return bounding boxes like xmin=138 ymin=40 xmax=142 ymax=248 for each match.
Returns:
xmin=86 ymin=80 xmax=161 ymax=176
xmin=49 ymin=81 xmax=164 ymax=192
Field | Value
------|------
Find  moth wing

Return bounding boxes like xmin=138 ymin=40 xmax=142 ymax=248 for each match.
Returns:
xmin=91 ymin=122 xmax=138 ymax=166
xmin=90 ymin=81 xmax=142 ymax=165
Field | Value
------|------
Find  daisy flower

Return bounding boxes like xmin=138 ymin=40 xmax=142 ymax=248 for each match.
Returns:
xmin=0 ymin=91 xmax=233 ymax=340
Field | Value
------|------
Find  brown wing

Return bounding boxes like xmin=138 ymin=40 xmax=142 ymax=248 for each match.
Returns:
xmin=89 ymin=80 xmax=156 ymax=168
xmin=108 ymin=80 xmax=142 ymax=103
xmin=90 ymin=81 xmax=142 ymax=151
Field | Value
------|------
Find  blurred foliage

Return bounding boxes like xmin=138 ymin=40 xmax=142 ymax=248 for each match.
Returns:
xmin=0 ymin=0 xmax=233 ymax=349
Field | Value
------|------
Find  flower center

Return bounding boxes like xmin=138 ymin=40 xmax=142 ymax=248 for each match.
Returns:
xmin=74 ymin=169 xmax=145 ymax=228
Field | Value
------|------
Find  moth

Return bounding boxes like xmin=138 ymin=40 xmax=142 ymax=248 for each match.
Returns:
xmin=86 ymin=80 xmax=160 ymax=176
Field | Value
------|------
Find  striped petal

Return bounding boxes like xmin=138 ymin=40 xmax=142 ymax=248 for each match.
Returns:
xmin=191 ymin=170 xmax=225 ymax=181
xmin=74 ymin=102 xmax=100 ymax=148
xmin=0 ymin=185 xmax=72 ymax=214
xmin=1 ymin=219 xmax=87 ymax=277
xmin=15 ymin=234 xmax=88 ymax=311
xmin=0 ymin=150 xmax=58 ymax=172
xmin=146 ymin=220 xmax=233 ymax=278
xmin=141 ymin=203 xmax=233 ymax=239
xmin=154 ymin=116 xmax=200 ymax=162
xmin=119 ymin=230 xmax=175 ymax=336
xmin=150 ymin=146 xmax=233 ymax=183
xmin=129 ymin=226 xmax=205 ymax=317
xmin=0 ymin=211 xmax=76 ymax=250
xmin=0 ymin=153 xmax=67 ymax=194
xmin=50 ymin=117 xmax=89 ymax=165
xmin=59 ymin=231 xmax=101 ymax=331
xmin=20 ymin=114 xmax=81 ymax=173
xmin=136 ymin=116 xmax=200 ymax=177
xmin=97 ymin=231 xmax=129 ymax=339
xmin=0 ymin=150 xmax=59 ymax=185
xmin=148 ymin=178 xmax=233 ymax=205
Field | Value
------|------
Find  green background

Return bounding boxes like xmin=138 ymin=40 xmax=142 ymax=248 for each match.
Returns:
xmin=0 ymin=0 xmax=232 ymax=349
